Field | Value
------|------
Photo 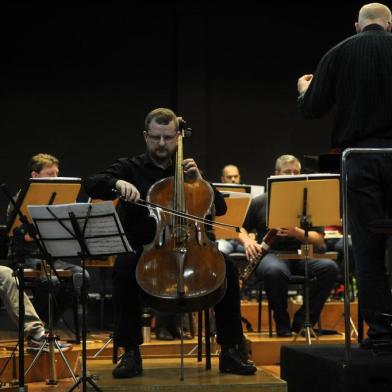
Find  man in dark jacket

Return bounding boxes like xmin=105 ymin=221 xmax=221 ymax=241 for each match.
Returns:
xmin=297 ymin=3 xmax=392 ymax=348
xmin=84 ymin=107 xmax=256 ymax=378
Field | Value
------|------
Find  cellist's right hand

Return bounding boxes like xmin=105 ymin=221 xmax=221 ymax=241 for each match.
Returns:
xmin=115 ymin=180 xmax=140 ymax=202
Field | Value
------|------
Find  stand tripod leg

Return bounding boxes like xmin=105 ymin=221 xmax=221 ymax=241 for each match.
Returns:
xmin=293 ymin=324 xmax=319 ymax=344
xmin=350 ymin=316 xmax=358 ymax=338
xmin=25 ymin=342 xmax=48 ymax=375
xmin=25 ymin=338 xmax=77 ymax=383
xmin=93 ymin=335 xmax=113 ymax=358
xmin=332 ymin=312 xmax=358 ymax=339
xmin=68 ymin=375 xmax=103 ymax=392
xmin=54 ymin=340 xmax=78 ymax=383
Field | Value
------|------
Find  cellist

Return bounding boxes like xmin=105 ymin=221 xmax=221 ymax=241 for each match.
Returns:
xmin=84 ymin=107 xmax=256 ymax=379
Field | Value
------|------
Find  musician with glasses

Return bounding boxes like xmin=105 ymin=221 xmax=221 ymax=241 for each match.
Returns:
xmin=84 ymin=107 xmax=256 ymax=379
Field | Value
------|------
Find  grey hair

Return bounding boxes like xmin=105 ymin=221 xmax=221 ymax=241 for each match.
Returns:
xmin=275 ymin=154 xmax=301 ymax=172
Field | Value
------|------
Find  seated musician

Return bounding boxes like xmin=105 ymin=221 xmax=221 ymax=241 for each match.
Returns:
xmin=84 ymin=107 xmax=257 ymax=378
xmin=216 ymin=164 xmax=245 ymax=255
xmin=6 ymin=153 xmax=90 ymax=328
xmin=0 ymin=265 xmax=71 ymax=351
xmin=238 ymin=154 xmax=339 ymax=337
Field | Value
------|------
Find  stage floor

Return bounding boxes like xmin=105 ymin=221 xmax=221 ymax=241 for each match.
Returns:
xmin=0 ymin=299 xmax=356 ymax=390
xmin=13 ymin=358 xmax=286 ymax=392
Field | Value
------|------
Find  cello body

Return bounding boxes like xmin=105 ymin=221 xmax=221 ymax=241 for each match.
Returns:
xmin=136 ymin=132 xmax=226 ymax=313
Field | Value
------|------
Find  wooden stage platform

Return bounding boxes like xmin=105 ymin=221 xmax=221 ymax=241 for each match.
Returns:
xmin=0 ymin=300 xmax=359 ymax=391
xmin=3 ymin=358 xmax=285 ymax=392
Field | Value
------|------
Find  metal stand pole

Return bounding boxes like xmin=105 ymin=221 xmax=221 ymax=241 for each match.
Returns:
xmin=293 ymin=188 xmax=318 ymax=344
xmin=67 ymin=212 xmax=102 ymax=392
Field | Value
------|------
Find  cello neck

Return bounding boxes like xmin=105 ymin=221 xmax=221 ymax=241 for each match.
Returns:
xmin=174 ymin=131 xmax=186 ymax=214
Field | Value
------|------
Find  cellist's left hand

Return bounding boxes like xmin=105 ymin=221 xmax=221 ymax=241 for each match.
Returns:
xmin=183 ymin=158 xmax=202 ymax=181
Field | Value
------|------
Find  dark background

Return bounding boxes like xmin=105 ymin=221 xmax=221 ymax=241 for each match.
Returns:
xmin=0 ymin=1 xmax=361 ymax=221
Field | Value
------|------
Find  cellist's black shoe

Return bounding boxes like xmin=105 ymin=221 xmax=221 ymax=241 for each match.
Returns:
xmin=237 ymin=339 xmax=255 ymax=365
xmin=112 ymin=347 xmax=143 ymax=379
xmin=219 ymin=345 xmax=257 ymax=375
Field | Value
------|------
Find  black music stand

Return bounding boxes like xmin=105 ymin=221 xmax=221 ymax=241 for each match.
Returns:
xmin=28 ymin=201 xmax=133 ymax=392
xmin=267 ymin=173 xmax=341 ymax=344
xmin=1 ymin=178 xmax=81 ymax=389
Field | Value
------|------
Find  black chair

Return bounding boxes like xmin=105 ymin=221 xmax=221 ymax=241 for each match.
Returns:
xmin=257 ymin=281 xmax=273 ymax=336
xmin=23 ymin=269 xmax=81 ymax=343
xmin=197 ymin=308 xmax=212 ymax=369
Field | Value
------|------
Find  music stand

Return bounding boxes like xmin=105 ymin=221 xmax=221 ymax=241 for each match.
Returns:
xmin=2 ymin=178 xmax=81 ymax=388
xmin=28 ymin=201 xmax=133 ymax=392
xmin=212 ymin=190 xmax=252 ymax=241
xmin=6 ymin=177 xmax=82 ymax=237
xmin=267 ymin=173 xmax=340 ymax=343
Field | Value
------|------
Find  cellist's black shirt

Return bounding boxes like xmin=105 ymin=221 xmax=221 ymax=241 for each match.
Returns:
xmin=298 ymin=24 xmax=392 ymax=149
xmin=84 ymin=153 xmax=226 ymax=247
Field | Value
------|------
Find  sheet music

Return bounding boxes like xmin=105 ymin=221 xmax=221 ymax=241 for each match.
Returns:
xmin=27 ymin=201 xmax=133 ymax=258
xmin=250 ymin=185 xmax=265 ymax=198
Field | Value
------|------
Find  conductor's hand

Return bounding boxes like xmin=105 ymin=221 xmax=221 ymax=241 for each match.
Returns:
xmin=115 ymin=180 xmax=140 ymax=202
xmin=183 ymin=158 xmax=202 ymax=181
xmin=244 ymin=239 xmax=263 ymax=262
xmin=297 ymin=74 xmax=313 ymax=95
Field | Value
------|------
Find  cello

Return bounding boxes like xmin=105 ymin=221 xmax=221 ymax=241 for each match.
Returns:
xmin=136 ymin=121 xmax=227 ymax=313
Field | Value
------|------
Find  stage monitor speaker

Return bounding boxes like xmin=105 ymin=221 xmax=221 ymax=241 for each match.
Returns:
xmin=280 ymin=344 xmax=392 ymax=392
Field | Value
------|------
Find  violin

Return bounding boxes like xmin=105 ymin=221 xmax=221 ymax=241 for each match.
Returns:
xmin=136 ymin=122 xmax=227 ymax=313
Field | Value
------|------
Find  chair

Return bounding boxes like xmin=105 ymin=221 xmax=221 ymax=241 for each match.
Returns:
xmin=23 ymin=267 xmax=81 ymax=343
xmin=245 ymin=249 xmax=337 ymax=338
xmin=276 ymin=250 xmax=338 ymax=339
xmin=197 ymin=308 xmax=212 ymax=369
xmin=257 ymin=282 xmax=273 ymax=336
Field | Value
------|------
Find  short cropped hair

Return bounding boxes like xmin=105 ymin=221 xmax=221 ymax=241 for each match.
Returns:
xmin=29 ymin=153 xmax=59 ymax=175
xmin=275 ymin=154 xmax=301 ymax=172
xmin=144 ymin=108 xmax=179 ymax=132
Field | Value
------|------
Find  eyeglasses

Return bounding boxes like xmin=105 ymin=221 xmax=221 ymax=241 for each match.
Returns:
xmin=146 ymin=133 xmax=177 ymax=143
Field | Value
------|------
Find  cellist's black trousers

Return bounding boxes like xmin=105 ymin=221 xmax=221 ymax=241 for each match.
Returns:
xmin=113 ymin=249 xmax=244 ymax=348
